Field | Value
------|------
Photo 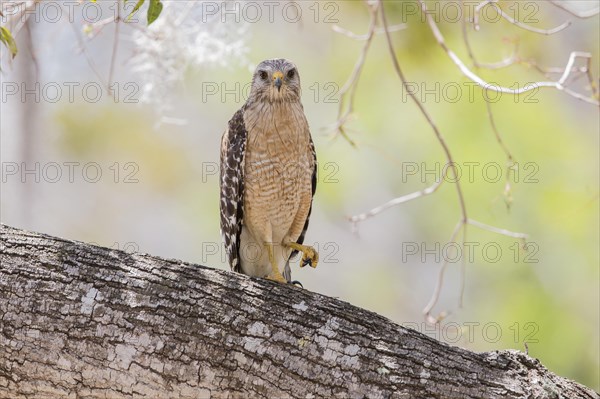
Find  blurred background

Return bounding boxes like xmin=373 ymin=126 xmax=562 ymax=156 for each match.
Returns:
xmin=1 ymin=0 xmax=598 ymax=390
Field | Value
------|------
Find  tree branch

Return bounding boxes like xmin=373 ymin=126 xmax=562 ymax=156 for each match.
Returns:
xmin=1 ymin=224 xmax=597 ymax=398
xmin=473 ymin=0 xmax=571 ymax=35
xmin=548 ymin=0 xmax=600 ymax=19
xmin=421 ymin=0 xmax=599 ymax=106
xmin=330 ymin=0 xmax=380 ymax=146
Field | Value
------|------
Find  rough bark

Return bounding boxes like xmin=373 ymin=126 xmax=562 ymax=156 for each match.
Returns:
xmin=0 ymin=224 xmax=597 ymax=399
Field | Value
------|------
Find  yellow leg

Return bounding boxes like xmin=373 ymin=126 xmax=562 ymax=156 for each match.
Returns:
xmin=286 ymin=242 xmax=319 ymax=268
xmin=265 ymin=243 xmax=287 ymax=283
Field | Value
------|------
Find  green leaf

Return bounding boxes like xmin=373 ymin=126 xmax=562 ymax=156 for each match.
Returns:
xmin=0 ymin=26 xmax=18 ymax=59
xmin=147 ymin=0 xmax=163 ymax=26
xmin=126 ymin=0 xmax=145 ymax=22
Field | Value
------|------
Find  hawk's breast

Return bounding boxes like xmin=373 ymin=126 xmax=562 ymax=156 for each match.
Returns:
xmin=243 ymin=101 xmax=314 ymax=240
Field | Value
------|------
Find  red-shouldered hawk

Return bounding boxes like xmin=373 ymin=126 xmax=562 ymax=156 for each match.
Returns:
xmin=220 ymin=59 xmax=318 ymax=284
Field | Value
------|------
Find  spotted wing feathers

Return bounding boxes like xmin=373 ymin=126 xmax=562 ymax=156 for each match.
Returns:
xmin=220 ymin=108 xmax=247 ymax=272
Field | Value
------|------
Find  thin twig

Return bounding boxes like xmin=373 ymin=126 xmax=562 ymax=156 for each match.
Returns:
xmin=85 ymin=16 xmax=117 ymax=40
xmin=526 ymin=58 xmax=588 ymax=78
xmin=349 ymin=0 xmax=585 ymax=322
xmin=23 ymin=19 xmax=38 ymax=82
xmin=349 ymin=179 xmax=444 ymax=231
xmin=523 ymin=57 xmax=597 ymax=103
xmin=108 ymin=1 xmax=121 ymax=96
xmin=461 ymin=2 xmax=520 ymax=70
xmin=459 ymin=224 xmax=467 ymax=308
xmin=332 ymin=23 xmax=405 ymax=41
xmin=3 ymin=1 xmax=40 ymax=38
xmin=467 ymin=218 xmax=528 ymax=240
xmin=461 ymin=1 xmax=515 ymax=164
xmin=331 ymin=0 xmax=379 ymax=147
xmin=474 ymin=0 xmax=571 ymax=35
xmin=423 ymin=220 xmax=464 ymax=324
xmin=548 ymin=0 xmax=599 ymax=19
xmin=461 ymin=1 xmax=478 ymax=68
xmin=483 ymin=89 xmax=514 ymax=163
xmin=174 ymin=1 xmax=197 ymax=26
xmin=380 ymin=1 xmax=491 ymax=322
xmin=423 ymin=216 xmax=528 ymax=322
xmin=63 ymin=4 xmax=111 ymax=96
xmin=460 ymin=3 xmax=517 ymax=299
xmin=380 ymin=1 xmax=469 ymax=224
xmin=421 ymin=0 xmax=599 ymax=106
xmin=483 ymin=94 xmax=517 ymax=210
xmin=584 ymin=57 xmax=599 ymax=100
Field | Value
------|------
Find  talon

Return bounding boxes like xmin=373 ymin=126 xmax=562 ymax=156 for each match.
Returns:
xmin=301 ymin=247 xmax=318 ymax=269
xmin=301 ymin=253 xmax=316 ymax=268
xmin=290 ymin=280 xmax=304 ymax=288
xmin=288 ymin=242 xmax=319 ymax=269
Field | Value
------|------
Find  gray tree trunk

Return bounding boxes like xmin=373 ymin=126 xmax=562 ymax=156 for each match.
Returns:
xmin=0 ymin=224 xmax=597 ymax=398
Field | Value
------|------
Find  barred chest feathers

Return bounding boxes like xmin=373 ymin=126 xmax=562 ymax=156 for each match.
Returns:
xmin=243 ymin=100 xmax=314 ymax=211
xmin=240 ymin=100 xmax=315 ymax=275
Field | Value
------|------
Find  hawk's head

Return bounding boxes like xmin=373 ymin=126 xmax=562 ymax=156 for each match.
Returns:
xmin=249 ymin=59 xmax=301 ymax=103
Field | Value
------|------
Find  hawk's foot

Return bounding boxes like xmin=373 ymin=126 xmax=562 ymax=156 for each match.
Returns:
xmin=266 ymin=271 xmax=287 ymax=284
xmin=287 ymin=242 xmax=319 ymax=268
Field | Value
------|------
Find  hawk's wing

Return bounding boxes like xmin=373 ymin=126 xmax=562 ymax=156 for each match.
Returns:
xmin=220 ymin=108 xmax=247 ymax=272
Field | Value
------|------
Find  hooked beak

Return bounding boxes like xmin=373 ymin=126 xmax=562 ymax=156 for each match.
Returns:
xmin=273 ymin=71 xmax=283 ymax=92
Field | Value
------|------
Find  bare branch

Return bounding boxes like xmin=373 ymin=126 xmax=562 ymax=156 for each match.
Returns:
xmin=422 ymin=215 xmax=529 ymax=322
xmin=482 ymin=90 xmax=517 ymax=209
xmin=467 ymin=218 xmax=529 ymax=240
xmin=379 ymin=1 xmax=469 ymax=225
xmin=461 ymin=2 xmax=517 ymax=211
xmin=349 ymin=179 xmax=444 ymax=231
xmin=584 ymin=57 xmax=599 ymax=99
xmin=526 ymin=58 xmax=586 ymax=78
xmin=332 ymin=23 xmax=405 ymax=41
xmin=525 ymin=57 xmax=598 ymax=101
xmin=484 ymin=96 xmax=514 ymax=162
xmin=421 ymin=1 xmax=599 ymax=105
xmin=459 ymin=224 xmax=468 ymax=308
xmin=462 ymin=4 xmax=521 ymax=71
xmin=347 ymin=1 xmax=531 ymax=322
xmin=2 ymin=224 xmax=597 ymax=398
xmin=61 ymin=4 xmax=119 ymax=100
xmin=474 ymin=51 xmax=519 ymax=70
xmin=461 ymin=3 xmax=515 ymax=164
xmin=331 ymin=1 xmax=380 ymax=146
xmin=108 ymin=1 xmax=121 ymax=96
xmin=84 ymin=16 xmax=117 ymax=41
xmin=423 ymin=220 xmax=464 ymax=324
xmin=2 ymin=1 xmax=40 ymax=38
xmin=64 ymin=11 xmax=108 ymax=91
xmin=23 ymin=19 xmax=38 ymax=81
xmin=549 ymin=0 xmax=600 ymax=19
xmin=474 ymin=0 xmax=571 ymax=35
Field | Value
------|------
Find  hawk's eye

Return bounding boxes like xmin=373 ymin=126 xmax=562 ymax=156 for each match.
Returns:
xmin=259 ymin=70 xmax=268 ymax=80
xmin=287 ymin=69 xmax=295 ymax=79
